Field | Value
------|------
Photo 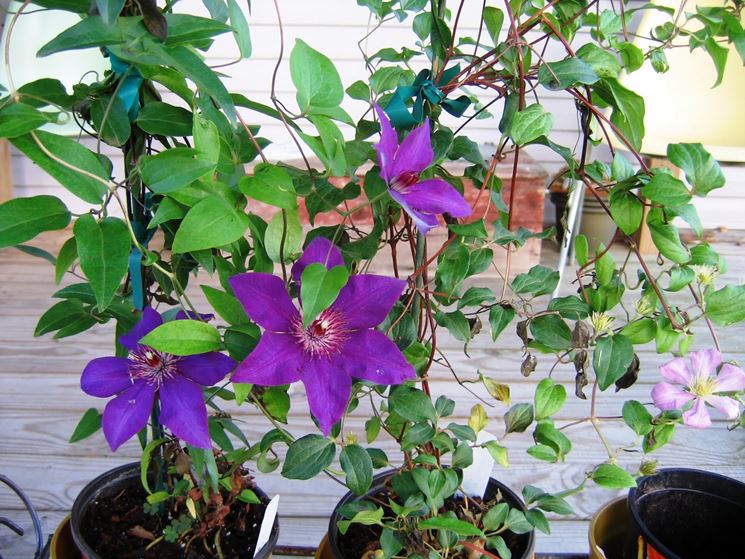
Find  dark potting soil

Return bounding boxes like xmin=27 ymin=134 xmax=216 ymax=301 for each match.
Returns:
xmin=80 ymin=476 xmax=269 ymax=558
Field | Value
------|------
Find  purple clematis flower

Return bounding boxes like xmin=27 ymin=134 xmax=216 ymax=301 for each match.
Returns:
xmin=230 ymin=238 xmax=416 ymax=435
xmin=651 ymin=349 xmax=745 ymax=429
xmin=81 ymin=308 xmax=236 ymax=451
xmin=373 ymin=103 xmax=472 ymax=235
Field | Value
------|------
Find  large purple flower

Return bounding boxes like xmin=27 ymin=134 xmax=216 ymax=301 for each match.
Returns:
xmin=651 ymin=349 xmax=745 ymax=429
xmin=373 ymin=103 xmax=472 ymax=235
xmin=230 ymin=237 xmax=416 ymax=435
xmin=81 ymin=308 xmax=236 ymax=451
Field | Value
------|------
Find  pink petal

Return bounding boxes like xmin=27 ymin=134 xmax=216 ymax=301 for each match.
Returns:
xmin=81 ymin=357 xmax=133 ymax=397
xmin=291 ymin=236 xmax=344 ymax=283
xmin=651 ymin=382 xmax=694 ymax=411
xmin=178 ymin=352 xmax=235 ymax=386
xmin=159 ymin=377 xmax=211 ymax=449
xmin=229 ymin=273 xmax=298 ymax=332
xmin=402 ymin=178 xmax=472 ymax=218
xmin=659 ymin=357 xmax=694 ymax=386
xmin=390 ymin=118 xmax=434 ymax=179
xmin=302 ymin=358 xmax=352 ymax=436
xmin=119 ymin=308 xmax=162 ymax=352
xmin=373 ymin=104 xmax=398 ymax=183
xmin=102 ymin=381 xmax=156 ymax=451
xmin=337 ymin=329 xmax=416 ymax=385
xmin=706 ymin=395 xmax=741 ymax=420
xmin=682 ymin=397 xmax=712 ymax=429
xmin=331 ymin=274 xmax=406 ymax=330
xmin=689 ymin=348 xmax=721 ymax=378
xmin=713 ymin=363 xmax=745 ymax=392
xmin=389 ymin=189 xmax=440 ymax=235
xmin=231 ymin=332 xmax=303 ymax=385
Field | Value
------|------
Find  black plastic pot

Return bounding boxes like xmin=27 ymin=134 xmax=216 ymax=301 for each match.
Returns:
xmin=327 ymin=469 xmax=535 ymax=559
xmin=70 ymin=462 xmax=279 ymax=559
xmin=627 ymin=468 xmax=745 ymax=559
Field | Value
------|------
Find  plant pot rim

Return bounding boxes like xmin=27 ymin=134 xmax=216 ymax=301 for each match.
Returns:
xmin=70 ymin=461 xmax=279 ymax=559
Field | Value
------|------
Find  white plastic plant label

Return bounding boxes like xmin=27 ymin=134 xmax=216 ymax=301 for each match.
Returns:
xmin=254 ymin=494 xmax=280 ymax=558
xmin=460 ymin=431 xmax=498 ymax=498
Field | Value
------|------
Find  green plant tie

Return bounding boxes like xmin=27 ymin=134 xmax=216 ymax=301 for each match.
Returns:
xmin=384 ymin=65 xmax=471 ymax=129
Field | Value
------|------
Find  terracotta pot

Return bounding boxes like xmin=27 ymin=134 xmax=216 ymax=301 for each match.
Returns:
xmin=324 ymin=469 xmax=534 ymax=559
xmin=69 ymin=462 xmax=279 ymax=559
xmin=50 ymin=515 xmax=80 ymax=559
xmin=588 ymin=496 xmax=629 ymax=559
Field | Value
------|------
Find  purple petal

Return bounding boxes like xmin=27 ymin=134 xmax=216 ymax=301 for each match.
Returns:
xmin=119 ymin=308 xmax=162 ymax=352
xmin=302 ymin=358 xmax=351 ymax=436
xmin=331 ymin=274 xmax=406 ymax=330
xmin=102 ymin=381 xmax=155 ymax=451
xmin=178 ymin=352 xmax=235 ymax=386
xmin=338 ymin=329 xmax=415 ymax=385
xmin=229 ymin=273 xmax=298 ymax=332
xmin=689 ymin=349 xmax=721 ymax=378
xmin=659 ymin=357 xmax=694 ymax=386
xmin=174 ymin=310 xmax=215 ymax=322
xmin=231 ymin=332 xmax=304 ymax=385
xmin=682 ymin=397 xmax=711 ymax=429
xmin=651 ymin=382 xmax=694 ymax=411
xmin=159 ymin=377 xmax=211 ymax=449
xmin=402 ymin=178 xmax=472 ymax=218
xmin=706 ymin=395 xmax=741 ymax=420
xmin=390 ymin=119 xmax=434 ymax=179
xmin=713 ymin=363 xmax=745 ymax=392
xmin=291 ymin=237 xmax=345 ymax=283
xmin=374 ymin=104 xmax=398 ymax=182
xmin=81 ymin=357 xmax=132 ymax=397
xmin=389 ymin=189 xmax=440 ymax=235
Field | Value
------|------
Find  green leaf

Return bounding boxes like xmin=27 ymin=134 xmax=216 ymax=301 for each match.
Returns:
xmin=73 ymin=215 xmax=129 ymax=311
xmin=34 ymin=300 xmax=94 ymax=338
xmin=667 ymin=143 xmax=725 ymax=195
xmin=529 ymin=315 xmax=571 ymax=351
xmin=148 ymin=197 xmax=187 ymax=229
xmin=548 ymin=296 xmax=590 ymax=320
xmin=163 ymin=14 xmax=232 ymax=45
xmin=227 ymin=0 xmax=252 ymax=58
xmin=172 ymin=197 xmax=249 ymax=253
xmin=282 ymin=434 xmax=336 ymax=480
xmin=135 ymin=102 xmax=193 ymax=136
xmin=96 ymin=0 xmax=125 ymax=25
xmin=511 ymin=265 xmax=560 ymax=296
xmin=239 ymin=163 xmax=297 ymax=210
xmin=647 ymin=220 xmax=690 ymax=264
xmin=504 ymin=403 xmax=534 ymax=434
xmin=488 ymin=305 xmax=515 ymax=341
xmin=140 ymin=320 xmax=222 ymax=356
xmin=509 ymin=104 xmax=553 ymax=146
xmin=617 ymin=42 xmax=644 ymax=72
xmin=418 ymin=517 xmax=485 ymax=538
xmin=300 ymin=263 xmax=349 ymax=327
xmin=201 ymin=285 xmax=249 ymax=326
xmin=593 ymin=78 xmax=645 ymax=152
xmin=483 ymin=6 xmax=504 ymax=44
xmin=642 ymin=172 xmax=691 ymax=207
xmin=0 ymin=103 xmax=57 ymax=138
xmin=538 ymin=58 xmax=599 ymax=90
xmin=37 ymin=16 xmax=124 ymax=57
xmin=55 ymin=237 xmax=77 ymax=284
xmin=290 ymin=39 xmax=344 ymax=111
xmin=140 ymin=438 xmax=168 ymax=493
xmin=705 ymin=285 xmax=745 ymax=326
xmin=620 ymin=318 xmax=656 ymax=344
xmin=346 ymin=80 xmax=370 ymax=101
xmin=534 ymin=379 xmax=567 ymax=420
xmin=11 ymin=131 xmax=109 ymax=204
xmin=90 ymin=94 xmax=130 ymax=146
xmin=704 ymin=37 xmax=728 ymax=87
xmin=623 ymin=400 xmax=654 ymax=436
xmin=594 ymin=244 xmax=615 ymax=287
xmin=436 ymin=310 xmax=472 ymax=343
xmin=69 ymin=408 xmax=102 ymax=443
xmin=264 ymin=209 xmax=302 ymax=263
xmin=340 ymin=444 xmax=373 ymax=495
xmin=0 ymin=196 xmax=70 ymax=249
xmin=337 ymin=508 xmax=384 ymax=536
xmin=505 ymin=508 xmax=533 ymax=534
xmin=484 ymin=441 xmax=509 ymax=468
xmin=139 ymin=148 xmax=216 ymax=194
xmin=593 ymin=334 xmax=634 ymax=391
xmin=592 ymin=464 xmax=637 ymax=489
xmin=609 ymin=189 xmax=643 ymax=235
xmin=576 ymin=43 xmax=621 ymax=78
xmin=574 ymin=234 xmax=589 ymax=266
xmin=389 ymin=385 xmax=437 ymax=423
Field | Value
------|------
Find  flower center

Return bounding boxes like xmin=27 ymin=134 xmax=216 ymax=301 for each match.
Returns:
xmin=689 ymin=374 xmax=718 ymax=398
xmin=291 ymin=309 xmax=348 ymax=358
xmin=129 ymin=347 xmax=181 ymax=387
xmin=391 ymin=171 xmax=420 ymax=193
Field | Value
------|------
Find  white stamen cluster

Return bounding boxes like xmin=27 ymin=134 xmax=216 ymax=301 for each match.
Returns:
xmin=129 ymin=347 xmax=181 ymax=386
xmin=291 ymin=310 xmax=348 ymax=358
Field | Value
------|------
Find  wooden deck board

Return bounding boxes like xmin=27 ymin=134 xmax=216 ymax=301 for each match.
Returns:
xmin=2 ymin=232 xmax=745 ymax=557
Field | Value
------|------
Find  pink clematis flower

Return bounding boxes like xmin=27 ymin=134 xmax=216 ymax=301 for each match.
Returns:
xmin=651 ymin=349 xmax=745 ymax=428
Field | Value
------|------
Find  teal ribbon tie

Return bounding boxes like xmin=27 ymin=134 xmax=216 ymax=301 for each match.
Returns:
xmin=384 ymin=65 xmax=472 ymax=129
xmin=107 ymin=50 xmax=144 ymax=121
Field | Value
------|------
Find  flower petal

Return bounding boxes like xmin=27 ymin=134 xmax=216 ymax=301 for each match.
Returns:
xmin=400 ymin=178 xmax=472 ymax=218
xmin=81 ymin=357 xmax=133 ymax=397
xmin=159 ymin=377 xmax=211 ymax=449
xmin=231 ymin=332 xmax=304 ymax=385
xmin=230 ymin=273 xmax=298 ymax=332
xmin=331 ymin=274 xmax=406 ymax=330
xmin=713 ymin=363 xmax=745 ymax=392
xmin=689 ymin=348 xmax=721 ymax=378
xmin=102 ymin=381 xmax=155 ymax=451
xmin=302 ymin=358 xmax=352 ymax=436
xmin=389 ymin=189 xmax=440 ymax=235
xmin=682 ymin=397 xmax=711 ymax=429
xmin=178 ymin=352 xmax=235 ymax=386
xmin=651 ymin=382 xmax=694 ymax=411
xmin=706 ymin=395 xmax=742 ymax=420
xmin=291 ymin=236 xmax=345 ymax=283
xmin=659 ymin=357 xmax=694 ymax=386
xmin=338 ymin=329 xmax=416 ymax=385
xmin=390 ymin=119 xmax=433 ymax=179
xmin=119 ymin=308 xmax=162 ymax=352
xmin=374 ymin=104 xmax=398 ymax=182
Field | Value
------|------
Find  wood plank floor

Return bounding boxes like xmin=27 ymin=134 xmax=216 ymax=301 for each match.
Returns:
xmin=2 ymin=231 xmax=745 ymax=558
